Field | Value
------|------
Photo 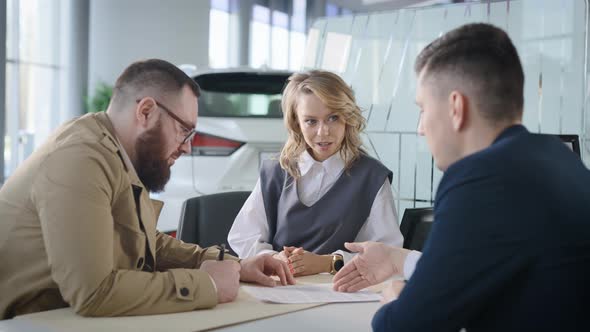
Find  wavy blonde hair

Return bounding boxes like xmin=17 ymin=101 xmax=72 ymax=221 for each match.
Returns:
xmin=279 ymin=70 xmax=366 ymax=179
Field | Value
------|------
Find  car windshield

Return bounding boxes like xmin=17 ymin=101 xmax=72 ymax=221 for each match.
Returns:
xmin=194 ymin=72 xmax=290 ymax=118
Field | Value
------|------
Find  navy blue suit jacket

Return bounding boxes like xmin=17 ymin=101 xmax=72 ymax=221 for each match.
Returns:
xmin=373 ymin=125 xmax=590 ymax=331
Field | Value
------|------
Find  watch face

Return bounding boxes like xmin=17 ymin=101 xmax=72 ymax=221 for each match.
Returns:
xmin=334 ymin=259 xmax=344 ymax=272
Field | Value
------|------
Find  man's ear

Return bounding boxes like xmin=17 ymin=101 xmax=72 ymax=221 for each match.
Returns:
xmin=135 ymin=97 xmax=157 ymax=128
xmin=448 ymin=91 xmax=467 ymax=132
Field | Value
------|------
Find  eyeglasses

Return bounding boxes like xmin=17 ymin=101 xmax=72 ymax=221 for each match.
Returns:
xmin=137 ymin=98 xmax=196 ymax=145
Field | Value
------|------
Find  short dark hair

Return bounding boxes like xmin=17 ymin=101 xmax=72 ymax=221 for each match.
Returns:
xmin=415 ymin=23 xmax=524 ymax=123
xmin=112 ymin=59 xmax=200 ymax=104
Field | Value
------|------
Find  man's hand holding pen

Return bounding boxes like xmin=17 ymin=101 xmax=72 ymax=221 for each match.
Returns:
xmin=202 ymin=244 xmax=295 ymax=304
xmin=201 ymin=244 xmax=241 ymax=303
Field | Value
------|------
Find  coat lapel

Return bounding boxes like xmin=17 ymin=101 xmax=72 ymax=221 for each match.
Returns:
xmin=94 ymin=113 xmax=158 ymax=263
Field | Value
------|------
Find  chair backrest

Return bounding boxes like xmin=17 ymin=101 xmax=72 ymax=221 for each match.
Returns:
xmin=556 ymin=134 xmax=581 ymax=157
xmin=177 ymin=191 xmax=251 ymax=256
xmin=400 ymin=207 xmax=434 ymax=251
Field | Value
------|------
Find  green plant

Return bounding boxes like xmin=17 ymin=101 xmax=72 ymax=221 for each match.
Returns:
xmin=86 ymin=82 xmax=113 ymax=113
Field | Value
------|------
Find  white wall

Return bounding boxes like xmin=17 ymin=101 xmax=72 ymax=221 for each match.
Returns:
xmin=88 ymin=0 xmax=210 ymax=92
xmin=305 ymin=0 xmax=590 ymax=216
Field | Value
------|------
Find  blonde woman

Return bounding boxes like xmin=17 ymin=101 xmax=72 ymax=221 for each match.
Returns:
xmin=228 ymin=70 xmax=403 ymax=276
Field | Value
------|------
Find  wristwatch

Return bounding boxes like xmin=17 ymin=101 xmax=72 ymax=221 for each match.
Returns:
xmin=329 ymin=254 xmax=344 ymax=275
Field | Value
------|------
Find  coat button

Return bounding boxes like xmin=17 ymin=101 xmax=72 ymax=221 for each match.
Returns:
xmin=180 ymin=287 xmax=189 ymax=297
xmin=136 ymin=257 xmax=144 ymax=269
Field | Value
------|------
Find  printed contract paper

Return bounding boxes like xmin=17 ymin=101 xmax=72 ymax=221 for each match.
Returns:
xmin=242 ymin=283 xmax=381 ymax=304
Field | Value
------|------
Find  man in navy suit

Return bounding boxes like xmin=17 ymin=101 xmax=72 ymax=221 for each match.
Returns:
xmin=333 ymin=23 xmax=590 ymax=331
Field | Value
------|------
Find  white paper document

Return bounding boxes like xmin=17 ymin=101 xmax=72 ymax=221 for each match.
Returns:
xmin=242 ymin=283 xmax=381 ymax=304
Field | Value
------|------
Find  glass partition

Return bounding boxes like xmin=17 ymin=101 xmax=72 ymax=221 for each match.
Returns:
xmin=304 ymin=0 xmax=589 ymax=217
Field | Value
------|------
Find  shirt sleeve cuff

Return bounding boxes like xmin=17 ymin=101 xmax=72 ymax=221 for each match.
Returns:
xmin=257 ymin=249 xmax=279 ymax=256
xmin=207 ymin=273 xmax=218 ymax=295
xmin=403 ymin=250 xmax=422 ymax=280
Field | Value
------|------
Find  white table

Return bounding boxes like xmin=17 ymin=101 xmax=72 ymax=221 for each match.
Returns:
xmin=0 ymin=302 xmax=381 ymax=332
xmin=215 ymin=301 xmax=381 ymax=331
xmin=0 ymin=275 xmax=385 ymax=332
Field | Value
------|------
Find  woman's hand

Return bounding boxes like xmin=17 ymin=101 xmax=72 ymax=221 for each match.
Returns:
xmin=273 ymin=246 xmax=300 ymax=274
xmin=288 ymin=249 xmax=332 ymax=276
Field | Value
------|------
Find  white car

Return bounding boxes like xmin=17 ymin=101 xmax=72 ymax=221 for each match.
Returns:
xmin=152 ymin=69 xmax=292 ymax=234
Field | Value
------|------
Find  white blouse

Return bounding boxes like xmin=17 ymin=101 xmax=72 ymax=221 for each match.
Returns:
xmin=227 ymin=151 xmax=404 ymax=265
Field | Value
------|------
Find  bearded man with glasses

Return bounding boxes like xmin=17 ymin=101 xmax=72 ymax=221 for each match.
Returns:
xmin=0 ymin=59 xmax=294 ymax=319
xmin=133 ymin=97 xmax=196 ymax=192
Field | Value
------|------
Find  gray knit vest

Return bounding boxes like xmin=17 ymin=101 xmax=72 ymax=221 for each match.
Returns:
xmin=259 ymin=154 xmax=393 ymax=254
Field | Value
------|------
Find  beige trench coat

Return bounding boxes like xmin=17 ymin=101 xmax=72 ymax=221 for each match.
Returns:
xmin=0 ymin=112 xmax=229 ymax=319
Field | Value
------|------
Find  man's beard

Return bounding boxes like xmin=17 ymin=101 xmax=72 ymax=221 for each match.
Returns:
xmin=135 ymin=121 xmax=171 ymax=193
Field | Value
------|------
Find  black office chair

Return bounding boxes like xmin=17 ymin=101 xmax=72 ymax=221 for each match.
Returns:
xmin=400 ymin=207 xmax=434 ymax=251
xmin=555 ymin=134 xmax=581 ymax=157
xmin=177 ymin=191 xmax=251 ymax=256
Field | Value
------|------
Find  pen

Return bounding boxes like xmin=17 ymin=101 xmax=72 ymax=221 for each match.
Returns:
xmin=217 ymin=244 xmax=225 ymax=261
